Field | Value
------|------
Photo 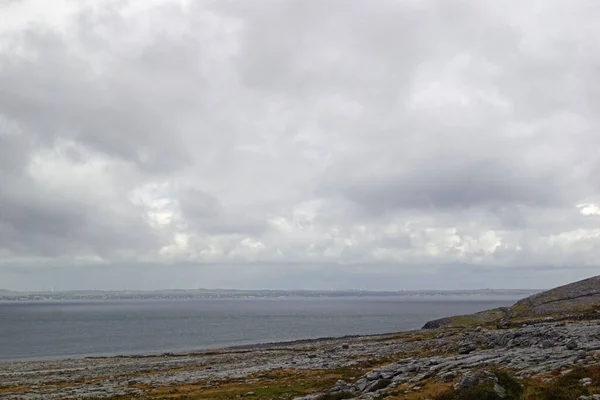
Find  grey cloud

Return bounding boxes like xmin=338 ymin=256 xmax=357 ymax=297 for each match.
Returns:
xmin=0 ymin=174 xmax=162 ymax=258
xmin=1 ymin=0 xmax=600 ymax=290
xmin=328 ymin=157 xmax=568 ymax=215
xmin=226 ymin=0 xmax=437 ymax=106
xmin=178 ymin=189 xmax=268 ymax=235
xmin=488 ymin=205 xmax=528 ymax=230
xmin=0 ymin=21 xmax=194 ymax=174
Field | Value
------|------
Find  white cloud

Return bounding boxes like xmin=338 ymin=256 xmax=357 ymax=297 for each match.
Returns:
xmin=579 ymin=204 xmax=600 ymax=216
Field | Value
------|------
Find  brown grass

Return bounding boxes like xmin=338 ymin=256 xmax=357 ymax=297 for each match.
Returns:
xmin=386 ymin=380 xmax=453 ymax=400
xmin=129 ymin=367 xmax=366 ymax=399
xmin=0 ymin=385 xmax=27 ymax=394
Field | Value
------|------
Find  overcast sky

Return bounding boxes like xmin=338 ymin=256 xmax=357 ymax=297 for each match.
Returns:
xmin=1 ymin=0 xmax=599 ymax=291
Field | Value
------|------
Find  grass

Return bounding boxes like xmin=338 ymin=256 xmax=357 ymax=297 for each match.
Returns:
xmin=521 ymin=365 xmax=600 ymax=400
xmin=0 ymin=384 xmax=27 ymax=394
xmin=75 ymin=359 xmax=395 ymax=400
xmin=386 ymin=380 xmax=453 ymax=400
xmin=427 ymin=309 xmax=509 ymax=329
xmin=133 ymin=368 xmax=350 ymax=399
xmin=369 ymin=330 xmax=442 ymax=343
xmin=494 ymin=370 xmax=525 ymax=399
xmin=24 ymin=362 xmax=600 ymax=400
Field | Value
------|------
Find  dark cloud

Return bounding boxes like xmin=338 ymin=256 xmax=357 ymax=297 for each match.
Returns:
xmin=328 ymin=157 xmax=567 ymax=214
xmin=0 ymin=172 xmax=162 ymax=258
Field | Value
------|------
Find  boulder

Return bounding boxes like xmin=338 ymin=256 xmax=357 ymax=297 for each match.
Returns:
xmin=458 ymin=342 xmax=477 ymax=354
xmin=494 ymin=383 xmax=507 ymax=398
xmin=331 ymin=380 xmax=355 ymax=392
xmin=355 ymin=378 xmax=369 ymax=392
xmin=454 ymin=370 xmax=507 ymax=398
xmin=364 ymin=378 xmax=392 ymax=393
xmin=454 ymin=369 xmax=498 ymax=389
xmin=365 ymin=371 xmax=382 ymax=381
xmin=580 ymin=377 xmax=593 ymax=386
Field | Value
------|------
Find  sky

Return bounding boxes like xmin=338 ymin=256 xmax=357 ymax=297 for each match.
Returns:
xmin=1 ymin=0 xmax=599 ymax=291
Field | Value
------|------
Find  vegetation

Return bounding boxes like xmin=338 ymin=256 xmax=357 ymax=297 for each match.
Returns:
xmin=435 ymin=370 xmax=523 ymax=400
xmin=495 ymin=370 xmax=525 ymax=399
xmin=424 ymin=275 xmax=600 ymax=330
xmin=433 ymin=366 xmax=600 ymax=400
xmin=436 ymin=381 xmax=505 ymax=400
xmin=521 ymin=366 xmax=600 ymax=400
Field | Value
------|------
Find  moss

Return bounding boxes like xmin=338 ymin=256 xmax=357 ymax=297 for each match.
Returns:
xmin=494 ymin=370 xmax=524 ymax=399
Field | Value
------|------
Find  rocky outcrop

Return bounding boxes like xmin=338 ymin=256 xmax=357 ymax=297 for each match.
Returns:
xmin=454 ymin=369 xmax=506 ymax=398
xmin=511 ymin=275 xmax=600 ymax=318
xmin=423 ymin=274 xmax=600 ymax=329
xmin=296 ymin=319 xmax=600 ymax=399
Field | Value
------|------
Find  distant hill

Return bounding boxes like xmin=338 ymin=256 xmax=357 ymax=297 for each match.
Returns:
xmin=0 ymin=288 xmax=539 ymax=301
xmin=423 ymin=274 xmax=600 ymax=329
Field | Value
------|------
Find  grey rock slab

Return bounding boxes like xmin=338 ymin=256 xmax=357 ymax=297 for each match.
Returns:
xmin=454 ymin=369 xmax=498 ymax=389
xmin=494 ymin=383 xmax=507 ymax=398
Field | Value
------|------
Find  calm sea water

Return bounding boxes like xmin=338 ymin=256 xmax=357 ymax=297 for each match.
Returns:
xmin=0 ymin=296 xmax=521 ymax=361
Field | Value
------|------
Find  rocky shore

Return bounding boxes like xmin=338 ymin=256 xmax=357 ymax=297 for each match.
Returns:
xmin=3 ymin=275 xmax=600 ymax=399
xmin=2 ymin=316 xmax=600 ymax=399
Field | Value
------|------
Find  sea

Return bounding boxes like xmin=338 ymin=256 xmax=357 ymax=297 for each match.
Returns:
xmin=0 ymin=295 xmax=523 ymax=361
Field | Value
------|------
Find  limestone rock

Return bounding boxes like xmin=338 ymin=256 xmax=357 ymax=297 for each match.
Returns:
xmin=454 ymin=369 xmax=498 ymax=389
xmin=580 ymin=377 xmax=593 ymax=386
xmin=365 ymin=371 xmax=381 ymax=381
xmin=493 ymin=383 xmax=507 ymax=398
xmin=458 ymin=342 xmax=477 ymax=354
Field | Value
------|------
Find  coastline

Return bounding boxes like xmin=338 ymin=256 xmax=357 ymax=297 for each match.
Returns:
xmin=0 ymin=329 xmax=421 ymax=363
xmin=4 ymin=316 xmax=600 ymax=399
xmin=0 ymin=328 xmax=424 ymax=399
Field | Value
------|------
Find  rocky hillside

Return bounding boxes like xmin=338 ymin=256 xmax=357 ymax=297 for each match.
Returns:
xmin=423 ymin=274 xmax=600 ymax=329
xmin=298 ymin=320 xmax=600 ymax=399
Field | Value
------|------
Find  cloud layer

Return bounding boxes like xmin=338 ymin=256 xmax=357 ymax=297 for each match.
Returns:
xmin=1 ymin=0 xmax=600 ymax=289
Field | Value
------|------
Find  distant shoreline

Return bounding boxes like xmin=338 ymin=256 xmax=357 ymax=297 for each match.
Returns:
xmin=0 ymin=288 xmax=541 ymax=302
